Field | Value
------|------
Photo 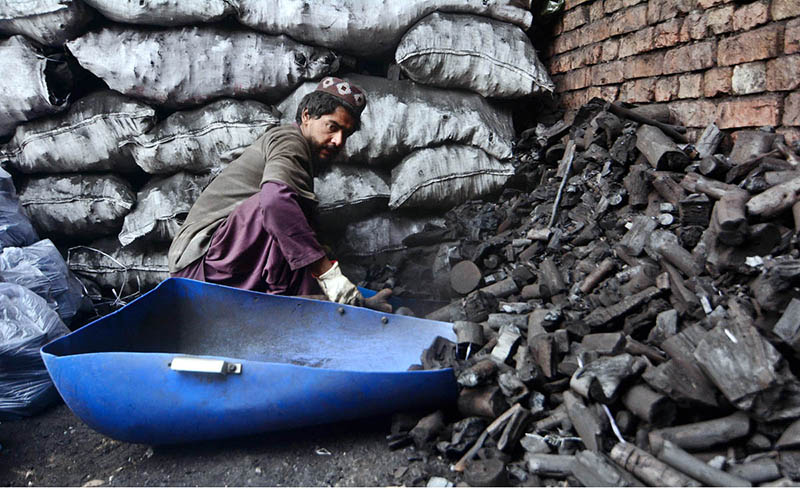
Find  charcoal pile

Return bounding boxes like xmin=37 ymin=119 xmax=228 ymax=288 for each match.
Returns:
xmin=377 ymin=98 xmax=800 ymax=486
xmin=0 ymin=0 xmax=555 ymax=312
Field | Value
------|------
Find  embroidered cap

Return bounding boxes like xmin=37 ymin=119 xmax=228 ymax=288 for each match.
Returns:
xmin=315 ymin=77 xmax=367 ymax=116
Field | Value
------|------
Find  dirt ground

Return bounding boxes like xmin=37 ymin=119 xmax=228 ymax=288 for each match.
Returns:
xmin=0 ymin=401 xmax=455 ymax=487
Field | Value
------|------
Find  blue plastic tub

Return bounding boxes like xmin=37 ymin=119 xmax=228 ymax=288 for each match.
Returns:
xmin=41 ymin=278 xmax=458 ymax=444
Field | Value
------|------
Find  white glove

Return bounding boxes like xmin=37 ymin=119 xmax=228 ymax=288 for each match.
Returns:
xmin=315 ymin=261 xmax=364 ymax=306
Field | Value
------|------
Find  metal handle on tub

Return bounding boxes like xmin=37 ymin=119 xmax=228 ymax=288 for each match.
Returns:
xmin=169 ymin=356 xmax=242 ymax=375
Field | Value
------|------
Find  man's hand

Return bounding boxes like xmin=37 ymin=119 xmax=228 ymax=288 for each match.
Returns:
xmin=364 ymin=288 xmax=393 ymax=313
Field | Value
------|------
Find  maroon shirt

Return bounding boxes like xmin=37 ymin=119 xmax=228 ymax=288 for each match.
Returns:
xmin=173 ymin=181 xmax=324 ymax=295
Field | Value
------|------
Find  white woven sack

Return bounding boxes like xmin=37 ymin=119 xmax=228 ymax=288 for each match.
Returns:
xmin=389 ymin=145 xmax=515 ymax=210
xmin=68 ymin=238 xmax=169 ymax=296
xmin=82 ymin=0 xmax=233 ymax=26
xmin=17 ymin=174 xmax=135 ymax=240
xmin=315 ymin=165 xmax=390 ymax=228
xmin=1 ymin=91 xmax=155 ymax=174
xmin=277 ymin=74 xmax=515 ymax=167
xmin=0 ymin=36 xmax=70 ymax=139
xmin=396 ymin=13 xmax=554 ymax=98
xmin=118 ymin=172 xmax=213 ymax=247
xmin=235 ymin=0 xmax=533 ymax=57
xmin=0 ymin=0 xmax=93 ymax=46
xmin=126 ymin=99 xmax=281 ymax=175
xmin=67 ymin=26 xmax=341 ymax=108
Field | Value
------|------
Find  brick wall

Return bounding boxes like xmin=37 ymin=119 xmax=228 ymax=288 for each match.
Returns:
xmin=543 ymin=0 xmax=800 ymax=144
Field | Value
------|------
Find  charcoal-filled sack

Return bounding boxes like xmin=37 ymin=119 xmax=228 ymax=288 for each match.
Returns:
xmin=0 ymin=239 xmax=83 ymax=323
xmin=389 ymin=145 xmax=515 ymax=210
xmin=0 ymin=168 xmax=38 ymax=251
xmin=82 ymin=0 xmax=233 ymax=26
xmin=0 ymin=36 xmax=71 ymax=139
xmin=396 ymin=13 xmax=554 ymax=98
xmin=0 ymin=282 xmax=69 ymax=419
xmin=1 ymin=91 xmax=155 ymax=174
xmin=118 ymin=172 xmax=213 ymax=247
xmin=235 ymin=0 xmax=532 ymax=57
xmin=315 ymin=165 xmax=390 ymax=229
xmin=67 ymin=26 xmax=341 ymax=108
xmin=68 ymin=238 xmax=169 ymax=295
xmin=126 ymin=99 xmax=281 ymax=175
xmin=278 ymin=74 xmax=515 ymax=166
xmin=335 ymin=213 xmax=443 ymax=258
xmin=17 ymin=174 xmax=136 ymax=240
xmin=0 ymin=0 xmax=94 ymax=46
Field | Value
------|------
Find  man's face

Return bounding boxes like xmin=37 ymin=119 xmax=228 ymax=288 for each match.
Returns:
xmin=300 ymin=106 xmax=357 ymax=163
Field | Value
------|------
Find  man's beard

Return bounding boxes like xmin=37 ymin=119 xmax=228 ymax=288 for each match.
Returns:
xmin=310 ymin=140 xmax=340 ymax=164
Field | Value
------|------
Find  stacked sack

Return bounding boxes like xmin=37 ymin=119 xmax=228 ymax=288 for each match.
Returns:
xmin=0 ymin=167 xmax=76 ymax=418
xmin=0 ymin=0 xmax=555 ymax=301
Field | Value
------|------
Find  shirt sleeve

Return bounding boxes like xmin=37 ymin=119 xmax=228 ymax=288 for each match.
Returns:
xmin=260 ymin=181 xmax=325 ymax=271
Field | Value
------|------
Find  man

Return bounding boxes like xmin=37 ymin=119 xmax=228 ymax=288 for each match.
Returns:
xmin=168 ymin=77 xmax=391 ymax=312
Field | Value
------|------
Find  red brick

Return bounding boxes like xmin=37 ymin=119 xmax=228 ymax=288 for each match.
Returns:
xmin=625 ymin=52 xmax=665 ymax=79
xmin=655 ymin=76 xmax=679 ymax=102
xmin=670 ymin=100 xmax=719 ymax=127
xmin=648 ymin=0 xmax=693 ymax=24
xmin=777 ymin=127 xmax=800 ymax=146
xmin=767 ymin=55 xmax=800 ymax=91
xmin=565 ymin=0 xmax=592 ymax=10
xmin=706 ymin=5 xmax=735 ymax=35
xmin=704 ymin=67 xmax=733 ymax=97
xmin=697 ymin=0 xmax=733 ymax=8
xmin=788 ymin=19 xmax=800 ymax=55
xmin=618 ymin=27 xmax=655 ymax=58
xmin=772 ymin=0 xmax=800 ymax=21
xmin=733 ymin=1 xmax=769 ymax=32
xmin=549 ymin=54 xmax=571 ymax=74
xmin=785 ymin=92 xmax=800 ymax=126
xmin=679 ymin=11 xmax=708 ymax=42
xmin=592 ymin=60 xmax=626 ymax=85
xmin=602 ymin=38 xmax=620 ymax=62
xmin=609 ymin=5 xmax=648 ymax=36
xmin=716 ymin=94 xmax=782 ymax=128
xmin=560 ymin=88 xmax=591 ymax=110
xmin=563 ymin=5 xmax=590 ymax=32
xmin=678 ymin=73 xmax=704 ymax=99
xmin=584 ymin=85 xmax=620 ymax=102
xmin=604 ymin=0 xmax=626 ymax=14
xmin=654 ymin=18 xmax=683 ymax=49
xmin=663 ymin=41 xmax=717 ymax=74
xmin=718 ymin=24 xmax=782 ymax=66
xmin=620 ymin=78 xmax=656 ymax=103
xmin=555 ymin=67 xmax=592 ymax=91
xmin=552 ymin=28 xmax=582 ymax=55
xmin=732 ymin=62 xmax=767 ymax=94
xmin=581 ymin=18 xmax=611 ymax=46
xmin=590 ymin=1 xmax=605 ymax=21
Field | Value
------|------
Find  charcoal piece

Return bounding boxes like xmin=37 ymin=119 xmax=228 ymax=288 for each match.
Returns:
xmin=480 ymin=277 xmax=519 ymax=299
xmin=636 ymin=125 xmax=691 ymax=171
xmin=694 ymin=319 xmax=800 ymax=421
xmin=729 ymin=130 xmax=776 ymax=165
xmin=696 ymin=123 xmax=723 ymax=160
xmin=564 ymin=390 xmax=607 ymax=452
xmin=487 ymin=313 xmax=528 ymax=331
xmin=462 ymin=290 xmax=497 ymax=323
xmin=650 ymin=412 xmax=750 ymax=451
xmin=778 ymin=451 xmax=800 ymax=481
xmin=624 ymin=337 xmax=668 ymax=364
xmin=529 ymin=333 xmax=559 ymax=380
xmin=699 ymin=155 xmax=732 ymax=179
xmin=421 ymin=336 xmax=458 ymax=370
xmin=653 ymin=174 xmax=688 ymax=207
xmin=571 ymin=450 xmax=645 ymax=487
xmin=648 ymin=309 xmax=679 ymax=345
xmin=610 ymin=442 xmax=702 ymax=487
xmin=409 ymin=410 xmax=445 ymax=450
xmin=525 ymin=454 xmax=575 ymax=478
xmin=457 ymin=386 xmax=507 ymax=419
xmin=679 ymin=194 xmax=713 ymax=227
xmin=649 ymin=435 xmax=752 ymax=487
xmin=457 ymin=359 xmax=497 ymax=388
xmin=583 ymin=287 xmax=662 ymax=330
xmin=497 ymin=405 xmax=530 ymax=452
xmin=646 ymin=230 xmax=703 ymax=277
xmin=497 ymin=372 xmax=528 ymax=404
xmin=727 ymin=459 xmax=781 ymax=484
xmin=746 ymin=175 xmax=800 ymax=219
xmin=570 ymin=353 xmax=646 ymax=403
xmin=777 ymin=418 xmax=800 ymax=450
xmin=520 ymin=434 xmax=550 ymax=454
xmin=450 ymin=260 xmax=482 ymax=295
xmin=463 ymin=457 xmax=507 ymax=487
xmin=771 ymin=298 xmax=800 ymax=353
xmin=620 ymin=216 xmax=658 ymax=256
xmin=622 ymin=384 xmax=676 ymax=427
xmin=441 ymin=417 xmax=488 ymax=459
xmin=610 ymin=129 xmax=638 ymax=164
xmin=537 ymin=258 xmax=566 ymax=298
xmin=642 ymin=358 xmax=720 ymax=408
xmin=491 ymin=326 xmax=522 ymax=364
xmin=581 ymin=332 xmax=625 ymax=355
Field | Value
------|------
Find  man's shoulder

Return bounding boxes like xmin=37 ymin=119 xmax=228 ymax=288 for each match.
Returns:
xmin=261 ymin=123 xmax=309 ymax=153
